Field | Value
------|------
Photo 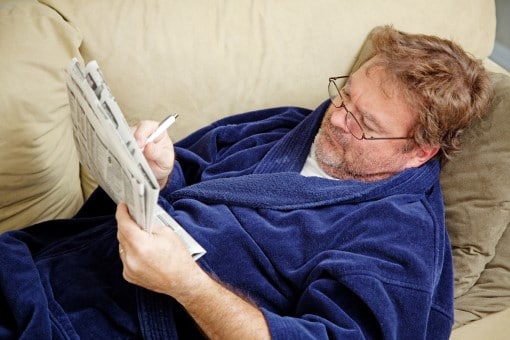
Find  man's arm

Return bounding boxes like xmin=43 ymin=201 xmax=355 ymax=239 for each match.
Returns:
xmin=177 ymin=267 xmax=270 ymax=339
xmin=116 ymin=203 xmax=270 ymax=340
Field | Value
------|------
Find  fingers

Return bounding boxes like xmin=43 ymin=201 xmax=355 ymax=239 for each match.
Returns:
xmin=131 ymin=120 xmax=175 ymax=189
xmin=116 ymin=203 xmax=143 ymax=248
xmin=115 ymin=202 xmax=133 ymax=233
xmin=131 ymin=120 xmax=174 ymax=163
xmin=144 ymin=141 xmax=174 ymax=170
xmin=132 ymin=120 xmax=160 ymax=148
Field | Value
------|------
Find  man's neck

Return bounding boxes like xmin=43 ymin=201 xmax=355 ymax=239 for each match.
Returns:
xmin=301 ymin=143 xmax=401 ymax=182
xmin=318 ymin=162 xmax=400 ymax=182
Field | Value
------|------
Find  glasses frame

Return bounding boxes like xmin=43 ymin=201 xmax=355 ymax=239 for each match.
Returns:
xmin=328 ymin=76 xmax=413 ymax=141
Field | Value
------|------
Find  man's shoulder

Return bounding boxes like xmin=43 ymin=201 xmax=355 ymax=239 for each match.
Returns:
xmin=175 ymin=106 xmax=315 ymax=149
xmin=215 ymin=106 xmax=312 ymax=128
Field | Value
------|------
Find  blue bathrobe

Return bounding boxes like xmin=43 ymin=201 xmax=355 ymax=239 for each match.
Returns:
xmin=0 ymin=100 xmax=454 ymax=339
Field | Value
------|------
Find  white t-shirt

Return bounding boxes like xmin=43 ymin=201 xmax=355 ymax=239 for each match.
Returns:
xmin=300 ymin=143 xmax=338 ymax=180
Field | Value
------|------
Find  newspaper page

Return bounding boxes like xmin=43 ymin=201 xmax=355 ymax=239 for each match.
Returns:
xmin=66 ymin=58 xmax=205 ymax=260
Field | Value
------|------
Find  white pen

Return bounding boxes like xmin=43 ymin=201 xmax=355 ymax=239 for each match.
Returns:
xmin=144 ymin=114 xmax=179 ymax=148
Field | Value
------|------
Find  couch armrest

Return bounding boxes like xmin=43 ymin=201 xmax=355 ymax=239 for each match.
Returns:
xmin=450 ymin=308 xmax=510 ymax=340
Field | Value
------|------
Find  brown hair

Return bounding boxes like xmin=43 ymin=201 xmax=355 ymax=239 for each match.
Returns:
xmin=367 ymin=26 xmax=493 ymax=162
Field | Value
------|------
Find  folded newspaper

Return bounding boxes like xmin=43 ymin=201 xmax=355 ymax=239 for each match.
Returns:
xmin=66 ymin=58 xmax=205 ymax=260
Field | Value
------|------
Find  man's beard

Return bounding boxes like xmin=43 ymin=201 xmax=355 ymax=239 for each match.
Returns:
xmin=313 ymin=127 xmax=403 ymax=182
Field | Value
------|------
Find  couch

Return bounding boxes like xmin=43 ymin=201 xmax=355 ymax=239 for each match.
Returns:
xmin=1 ymin=0 xmax=509 ymax=338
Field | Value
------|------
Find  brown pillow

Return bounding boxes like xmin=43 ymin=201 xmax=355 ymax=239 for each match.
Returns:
xmin=453 ymin=219 xmax=510 ymax=327
xmin=440 ymin=72 xmax=510 ymax=326
xmin=441 ymin=72 xmax=510 ymax=298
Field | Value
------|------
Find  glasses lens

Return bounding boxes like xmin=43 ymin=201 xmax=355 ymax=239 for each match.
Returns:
xmin=328 ymin=81 xmax=342 ymax=108
xmin=345 ymin=111 xmax=364 ymax=140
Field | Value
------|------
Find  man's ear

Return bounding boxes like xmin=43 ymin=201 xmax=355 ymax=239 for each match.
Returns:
xmin=408 ymin=144 xmax=440 ymax=168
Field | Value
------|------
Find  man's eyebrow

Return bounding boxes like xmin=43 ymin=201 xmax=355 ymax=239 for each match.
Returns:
xmin=343 ymin=78 xmax=352 ymax=95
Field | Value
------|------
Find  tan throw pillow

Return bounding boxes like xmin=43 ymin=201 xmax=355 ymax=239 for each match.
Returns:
xmin=0 ymin=0 xmax=85 ymax=231
xmin=453 ymin=219 xmax=510 ymax=327
xmin=441 ymin=72 xmax=510 ymax=301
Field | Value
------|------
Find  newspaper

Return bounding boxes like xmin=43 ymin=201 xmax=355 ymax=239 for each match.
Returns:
xmin=66 ymin=58 xmax=205 ymax=260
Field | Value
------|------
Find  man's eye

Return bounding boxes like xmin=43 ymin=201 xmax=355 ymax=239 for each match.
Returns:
xmin=363 ymin=124 xmax=375 ymax=133
xmin=356 ymin=113 xmax=376 ymax=133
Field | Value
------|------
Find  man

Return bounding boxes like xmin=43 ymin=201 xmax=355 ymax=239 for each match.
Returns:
xmin=0 ymin=26 xmax=492 ymax=339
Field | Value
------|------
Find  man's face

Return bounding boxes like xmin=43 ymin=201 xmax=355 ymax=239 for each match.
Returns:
xmin=314 ymin=60 xmax=420 ymax=181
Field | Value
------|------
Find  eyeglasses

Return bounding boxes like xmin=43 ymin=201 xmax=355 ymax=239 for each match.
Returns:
xmin=328 ymin=76 xmax=413 ymax=141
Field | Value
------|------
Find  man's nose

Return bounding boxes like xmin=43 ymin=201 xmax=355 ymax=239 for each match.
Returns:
xmin=330 ymin=106 xmax=347 ymax=130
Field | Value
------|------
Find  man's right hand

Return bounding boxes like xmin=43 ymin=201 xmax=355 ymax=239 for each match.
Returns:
xmin=132 ymin=120 xmax=175 ymax=189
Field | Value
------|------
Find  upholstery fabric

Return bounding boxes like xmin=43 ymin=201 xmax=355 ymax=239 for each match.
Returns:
xmin=441 ymin=72 xmax=510 ymax=326
xmin=0 ymin=0 xmax=84 ymax=231
xmin=0 ymin=0 xmax=497 ymax=230
xmin=40 ymin=0 xmax=497 ymax=141
xmin=1 ymin=0 xmax=508 ymax=335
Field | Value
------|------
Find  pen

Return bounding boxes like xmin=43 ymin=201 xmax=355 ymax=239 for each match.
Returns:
xmin=144 ymin=114 xmax=179 ymax=147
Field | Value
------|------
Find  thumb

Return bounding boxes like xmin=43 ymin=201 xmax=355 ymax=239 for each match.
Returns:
xmin=116 ymin=203 xmax=143 ymax=245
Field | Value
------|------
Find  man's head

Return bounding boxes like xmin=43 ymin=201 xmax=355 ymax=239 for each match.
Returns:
xmin=314 ymin=26 xmax=493 ymax=181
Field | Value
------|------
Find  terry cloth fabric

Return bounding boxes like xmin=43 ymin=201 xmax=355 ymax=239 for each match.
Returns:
xmin=0 ymin=101 xmax=454 ymax=339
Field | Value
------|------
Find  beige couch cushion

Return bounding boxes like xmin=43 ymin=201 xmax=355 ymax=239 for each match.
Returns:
xmin=0 ymin=0 xmax=497 ymax=233
xmin=441 ymin=72 xmax=510 ymax=326
xmin=41 ymin=0 xmax=496 ymax=142
xmin=0 ymin=0 xmax=84 ymax=231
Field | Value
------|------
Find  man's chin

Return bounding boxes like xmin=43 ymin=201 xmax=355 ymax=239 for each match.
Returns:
xmin=314 ymin=151 xmax=348 ymax=178
xmin=315 ymin=139 xmax=345 ymax=166
xmin=314 ymin=147 xmax=362 ymax=180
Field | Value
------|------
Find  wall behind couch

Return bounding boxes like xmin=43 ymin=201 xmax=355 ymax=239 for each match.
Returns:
xmin=491 ymin=0 xmax=510 ymax=70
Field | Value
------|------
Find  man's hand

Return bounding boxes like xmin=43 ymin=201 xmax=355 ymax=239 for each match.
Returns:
xmin=116 ymin=204 xmax=270 ymax=339
xmin=116 ymin=203 xmax=200 ymax=296
xmin=132 ymin=120 xmax=175 ymax=189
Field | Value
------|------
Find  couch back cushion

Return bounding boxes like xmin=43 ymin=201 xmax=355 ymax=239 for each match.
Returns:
xmin=0 ymin=0 xmax=497 ymax=233
xmin=41 ymin=0 xmax=496 ymax=141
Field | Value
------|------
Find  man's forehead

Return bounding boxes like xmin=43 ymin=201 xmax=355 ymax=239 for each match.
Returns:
xmin=354 ymin=61 xmax=402 ymax=100
xmin=350 ymin=60 xmax=417 ymax=129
